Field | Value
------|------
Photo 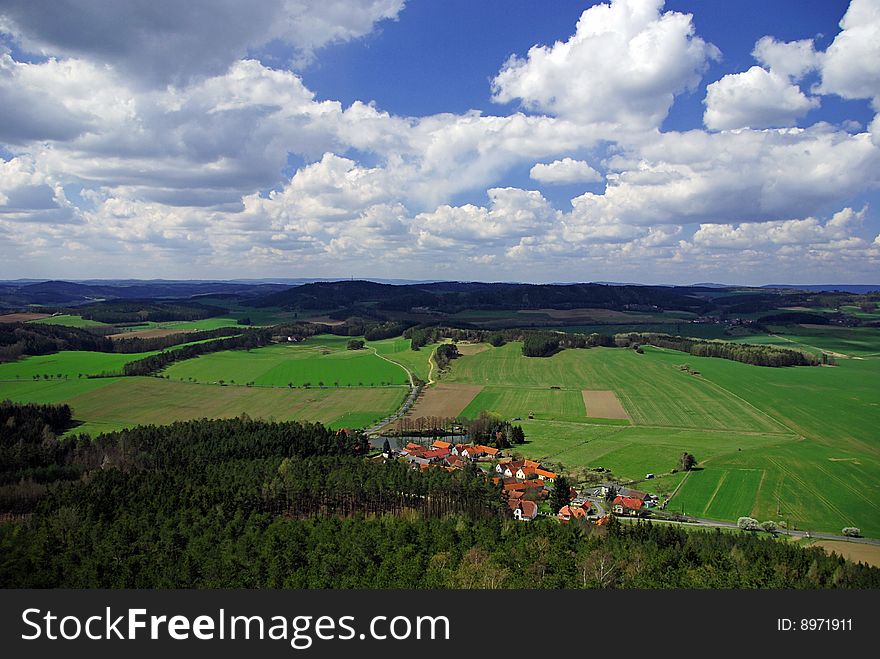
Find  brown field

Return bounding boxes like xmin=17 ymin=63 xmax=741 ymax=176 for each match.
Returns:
xmin=582 ymin=389 xmax=630 ymax=419
xmin=455 ymin=342 xmax=490 ymax=356
xmin=0 ymin=312 xmax=50 ymax=323
xmin=813 ymin=540 xmax=880 ymax=568
xmin=407 ymin=383 xmax=483 ymax=419
xmin=108 ymin=328 xmax=193 ymax=340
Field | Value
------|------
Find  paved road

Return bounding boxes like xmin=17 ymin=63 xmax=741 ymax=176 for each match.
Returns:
xmin=648 ymin=514 xmax=880 ymax=545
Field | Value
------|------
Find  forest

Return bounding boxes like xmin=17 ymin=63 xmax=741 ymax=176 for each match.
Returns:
xmin=0 ymin=402 xmax=877 ymax=589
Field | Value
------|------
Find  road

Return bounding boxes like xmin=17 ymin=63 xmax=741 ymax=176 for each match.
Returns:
xmin=645 ymin=513 xmax=880 ymax=545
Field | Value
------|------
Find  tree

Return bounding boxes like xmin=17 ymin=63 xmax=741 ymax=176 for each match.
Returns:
xmin=347 ymin=339 xmax=365 ymax=350
xmin=842 ymin=527 xmax=861 ymax=537
xmin=551 ymin=475 xmax=572 ymax=513
xmin=738 ymin=517 xmax=760 ymax=531
xmin=679 ymin=452 xmax=697 ymax=471
xmin=382 ymin=438 xmax=391 ymax=455
xmin=760 ymin=521 xmax=777 ymax=533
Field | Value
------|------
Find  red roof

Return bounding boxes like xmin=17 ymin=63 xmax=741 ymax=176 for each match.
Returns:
xmin=423 ymin=448 xmax=450 ymax=459
xmin=431 ymin=440 xmax=451 ymax=449
xmin=613 ymin=495 xmax=643 ymax=510
xmin=557 ymin=505 xmax=587 ymax=520
xmin=535 ymin=468 xmax=557 ymax=479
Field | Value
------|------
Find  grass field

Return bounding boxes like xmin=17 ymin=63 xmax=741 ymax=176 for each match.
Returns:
xmin=435 ymin=336 xmax=880 ymax=537
xmin=0 ymin=377 xmax=406 ymax=435
xmin=30 ymin=314 xmax=111 ymax=328
xmin=730 ymin=325 xmax=880 ymax=358
xmin=163 ymin=335 xmax=411 ymax=387
xmin=0 ymin=350 xmax=161 ymax=380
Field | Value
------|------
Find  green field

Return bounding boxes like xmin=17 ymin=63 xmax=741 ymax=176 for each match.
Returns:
xmin=163 ymin=335 xmax=410 ymax=387
xmin=0 ymin=377 xmax=405 ymax=435
xmin=30 ymin=314 xmax=111 ymax=328
xmin=731 ymin=326 xmax=880 ymax=358
xmin=460 ymin=386 xmax=589 ymax=423
xmin=0 ymin=350 xmax=161 ymax=380
xmin=437 ymin=337 xmax=880 ymax=537
xmin=370 ymin=337 xmax=438 ymax=382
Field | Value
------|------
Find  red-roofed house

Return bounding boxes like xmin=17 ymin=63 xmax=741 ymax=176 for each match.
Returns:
xmin=508 ymin=500 xmax=538 ymax=521
xmin=557 ymin=505 xmax=588 ymax=522
xmin=516 ymin=466 xmax=538 ymax=480
xmin=612 ymin=496 xmax=644 ymax=516
xmin=474 ymin=444 xmax=500 ymax=458
xmin=535 ymin=468 xmax=557 ymax=482
xmin=431 ymin=440 xmax=451 ymax=450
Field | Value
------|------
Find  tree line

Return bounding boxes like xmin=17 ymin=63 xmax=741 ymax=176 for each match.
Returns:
xmin=615 ymin=333 xmax=819 ymax=367
xmin=122 ymin=330 xmax=273 ymax=375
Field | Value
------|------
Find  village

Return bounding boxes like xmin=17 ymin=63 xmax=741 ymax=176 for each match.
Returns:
xmin=382 ymin=439 xmax=661 ymax=525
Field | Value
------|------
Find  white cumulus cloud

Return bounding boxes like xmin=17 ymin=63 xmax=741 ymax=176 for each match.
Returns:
xmin=530 ymin=158 xmax=603 ymax=185
xmin=491 ymin=0 xmax=719 ymax=130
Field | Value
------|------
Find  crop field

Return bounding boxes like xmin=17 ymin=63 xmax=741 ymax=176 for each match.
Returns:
xmin=0 ymin=349 xmax=161 ymax=380
xmin=730 ymin=326 xmax=880 ymax=358
xmin=0 ymin=377 xmax=406 ymax=436
xmin=446 ymin=343 xmax=787 ymax=432
xmin=434 ymin=335 xmax=880 ymax=536
xmin=163 ymin=338 xmax=410 ymax=387
xmin=459 ymin=386 xmax=587 ymax=422
xmin=407 ymin=383 xmax=484 ymax=419
xmin=0 ymin=312 xmax=50 ymax=323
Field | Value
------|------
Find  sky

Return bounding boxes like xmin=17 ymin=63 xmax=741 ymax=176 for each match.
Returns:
xmin=0 ymin=0 xmax=879 ymax=285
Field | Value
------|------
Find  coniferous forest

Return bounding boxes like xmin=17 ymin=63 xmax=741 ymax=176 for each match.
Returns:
xmin=0 ymin=402 xmax=877 ymax=589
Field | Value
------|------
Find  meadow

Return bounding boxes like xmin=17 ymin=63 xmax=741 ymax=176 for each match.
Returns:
xmin=30 ymin=314 xmax=111 ymax=328
xmin=0 ymin=349 xmax=161 ymax=380
xmin=0 ymin=377 xmax=406 ymax=435
xmin=163 ymin=335 xmax=411 ymax=387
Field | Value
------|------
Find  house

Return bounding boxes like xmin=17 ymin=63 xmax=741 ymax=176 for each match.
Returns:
xmin=422 ymin=448 xmax=450 ymax=462
xmin=516 ymin=466 xmax=538 ymax=480
xmin=502 ymin=461 xmax=525 ymax=477
xmin=557 ymin=505 xmax=588 ymax=522
xmin=612 ymin=495 xmax=643 ymax=516
xmin=474 ymin=444 xmax=500 ymax=458
xmin=459 ymin=445 xmax=484 ymax=460
xmin=445 ymin=455 xmax=466 ymax=469
xmin=432 ymin=440 xmax=452 ymax=450
xmin=535 ymin=468 xmax=557 ymax=482
xmin=508 ymin=500 xmax=538 ymax=521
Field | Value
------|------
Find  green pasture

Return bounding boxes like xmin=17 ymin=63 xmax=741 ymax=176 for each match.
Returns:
xmin=460 ymin=386 xmax=589 ymax=423
xmin=0 ymin=350 xmax=160 ymax=380
xmin=30 ymin=314 xmax=111 ymax=328
xmin=730 ymin=325 xmax=880 ymax=357
xmin=163 ymin=335 xmax=411 ymax=387
xmin=445 ymin=342 xmax=787 ymax=433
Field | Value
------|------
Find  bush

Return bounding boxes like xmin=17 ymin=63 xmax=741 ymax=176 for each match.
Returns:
xmin=842 ymin=527 xmax=861 ymax=538
xmin=738 ymin=517 xmax=760 ymax=531
xmin=347 ymin=339 xmax=365 ymax=350
xmin=760 ymin=521 xmax=777 ymax=533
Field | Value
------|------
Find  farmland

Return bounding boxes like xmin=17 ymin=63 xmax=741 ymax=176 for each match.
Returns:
xmin=163 ymin=335 xmax=411 ymax=387
xmin=0 ymin=349 xmax=162 ymax=380
xmin=432 ymin=337 xmax=880 ymax=537
xmin=0 ymin=376 xmax=406 ymax=435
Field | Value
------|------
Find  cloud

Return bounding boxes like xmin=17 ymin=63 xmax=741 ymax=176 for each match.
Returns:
xmin=491 ymin=0 xmax=719 ymax=129
xmin=0 ymin=0 xmax=405 ymax=87
xmin=753 ymin=36 xmax=819 ymax=81
xmin=530 ymin=158 xmax=603 ymax=185
xmin=704 ymin=66 xmax=819 ymax=130
xmin=816 ymin=0 xmax=880 ymax=106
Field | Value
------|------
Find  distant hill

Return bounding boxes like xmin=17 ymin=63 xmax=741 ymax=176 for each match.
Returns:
xmin=245 ymin=280 xmax=709 ymax=314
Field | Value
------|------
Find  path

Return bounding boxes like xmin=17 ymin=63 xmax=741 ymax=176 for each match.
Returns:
xmin=364 ymin=344 xmax=436 ymax=435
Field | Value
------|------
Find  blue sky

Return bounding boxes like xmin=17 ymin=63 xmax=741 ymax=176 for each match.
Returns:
xmin=0 ymin=0 xmax=878 ymax=284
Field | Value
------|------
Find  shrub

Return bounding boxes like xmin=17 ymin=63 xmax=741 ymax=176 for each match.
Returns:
xmin=738 ymin=517 xmax=760 ymax=531
xmin=842 ymin=527 xmax=861 ymax=537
